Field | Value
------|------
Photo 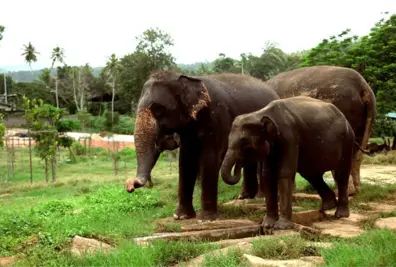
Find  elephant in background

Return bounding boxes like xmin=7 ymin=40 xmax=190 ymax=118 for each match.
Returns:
xmin=264 ymin=65 xmax=376 ymax=196
xmin=125 ymin=71 xmax=279 ymax=221
xmin=221 ymin=96 xmax=359 ymax=231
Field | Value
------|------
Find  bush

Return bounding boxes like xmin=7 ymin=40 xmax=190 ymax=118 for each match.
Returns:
xmin=112 ymin=116 xmax=135 ymax=135
xmin=56 ymin=119 xmax=81 ymax=132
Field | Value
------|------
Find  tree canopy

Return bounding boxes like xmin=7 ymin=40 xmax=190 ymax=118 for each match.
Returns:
xmin=1 ymin=14 xmax=396 ymax=136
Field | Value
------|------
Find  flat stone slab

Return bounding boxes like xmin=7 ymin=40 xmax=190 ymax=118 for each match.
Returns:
xmin=367 ymin=203 xmax=396 ymax=213
xmin=312 ymin=220 xmax=364 ymax=238
xmin=178 ymin=242 xmax=253 ymax=267
xmin=155 ymin=218 xmax=258 ymax=232
xmin=134 ymin=224 xmax=262 ymax=246
xmin=243 ymin=254 xmax=325 ymax=267
xmin=292 ymin=210 xmax=326 ymax=225
xmin=375 ymin=217 xmax=396 ymax=230
xmin=0 ymin=256 xmax=18 ymax=267
xmin=211 ymin=230 xmax=299 ymax=248
xmin=70 ymin=235 xmax=113 ymax=256
xmin=293 ymin=193 xmax=321 ymax=201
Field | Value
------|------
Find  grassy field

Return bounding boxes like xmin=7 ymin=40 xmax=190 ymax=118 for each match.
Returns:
xmin=1 ymin=144 xmax=396 ymax=267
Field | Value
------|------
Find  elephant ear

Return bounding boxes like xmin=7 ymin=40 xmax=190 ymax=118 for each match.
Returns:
xmin=261 ymin=115 xmax=280 ymax=141
xmin=178 ymin=75 xmax=211 ymax=120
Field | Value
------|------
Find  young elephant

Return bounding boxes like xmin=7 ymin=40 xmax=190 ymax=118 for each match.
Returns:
xmin=221 ymin=96 xmax=358 ymax=231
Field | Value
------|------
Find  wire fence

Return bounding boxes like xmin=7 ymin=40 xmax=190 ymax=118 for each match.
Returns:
xmin=0 ymin=129 xmax=179 ymax=184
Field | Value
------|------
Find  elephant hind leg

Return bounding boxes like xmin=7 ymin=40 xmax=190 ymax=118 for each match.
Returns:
xmin=333 ymin=162 xmax=352 ymax=218
xmin=303 ymin=173 xmax=337 ymax=211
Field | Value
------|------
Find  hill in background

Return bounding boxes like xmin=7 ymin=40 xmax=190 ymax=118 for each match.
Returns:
xmin=0 ymin=62 xmax=207 ymax=82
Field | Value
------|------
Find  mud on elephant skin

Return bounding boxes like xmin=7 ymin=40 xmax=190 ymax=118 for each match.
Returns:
xmin=265 ymin=65 xmax=376 ymax=196
xmin=125 ymin=70 xmax=280 ymax=221
xmin=221 ymin=96 xmax=359 ymax=231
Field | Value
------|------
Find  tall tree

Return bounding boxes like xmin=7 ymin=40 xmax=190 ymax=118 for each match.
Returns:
xmin=117 ymin=27 xmax=176 ymax=113
xmin=50 ymin=46 xmax=65 ymax=108
xmin=21 ymin=42 xmax=40 ymax=73
xmin=104 ymin=54 xmax=120 ymax=123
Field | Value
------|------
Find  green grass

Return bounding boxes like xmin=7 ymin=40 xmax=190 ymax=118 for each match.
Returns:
xmin=1 ymin=145 xmax=396 ymax=266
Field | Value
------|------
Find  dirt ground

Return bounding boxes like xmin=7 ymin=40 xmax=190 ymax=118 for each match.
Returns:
xmin=360 ymin=165 xmax=396 ymax=184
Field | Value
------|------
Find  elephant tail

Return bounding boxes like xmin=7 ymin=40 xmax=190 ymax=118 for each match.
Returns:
xmin=354 ymin=141 xmax=374 ymax=157
xmin=358 ymin=78 xmax=376 ymax=152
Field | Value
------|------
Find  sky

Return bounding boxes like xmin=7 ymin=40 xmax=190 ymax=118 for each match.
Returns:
xmin=1 ymin=0 xmax=395 ymax=71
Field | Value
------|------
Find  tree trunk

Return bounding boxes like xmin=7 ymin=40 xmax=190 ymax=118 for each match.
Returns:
xmin=28 ymin=130 xmax=33 ymax=184
xmin=111 ymin=78 xmax=115 ymax=126
xmin=45 ymin=158 xmax=49 ymax=183
xmin=55 ymin=75 xmax=59 ymax=108
xmin=392 ymin=135 xmax=396 ymax=150
xmin=73 ymin=68 xmax=80 ymax=111
xmin=51 ymin=153 xmax=56 ymax=183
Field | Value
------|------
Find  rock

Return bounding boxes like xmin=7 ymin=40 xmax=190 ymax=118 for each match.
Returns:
xmin=292 ymin=210 xmax=326 ymax=225
xmin=181 ymin=219 xmax=257 ymax=232
xmin=70 ymin=235 xmax=113 ymax=256
xmin=0 ymin=193 xmax=12 ymax=198
xmin=375 ymin=217 xmax=396 ymax=230
xmin=306 ymin=241 xmax=333 ymax=249
xmin=0 ymin=256 xmax=18 ymax=267
xmin=72 ymin=209 xmax=83 ymax=215
xmin=312 ymin=220 xmax=364 ymax=238
xmin=221 ymin=199 xmax=266 ymax=211
xmin=212 ymin=230 xmax=299 ymax=248
xmin=367 ymin=203 xmax=396 ymax=213
xmin=134 ymin=224 xmax=262 ymax=246
xmin=181 ymin=242 xmax=252 ymax=267
xmin=293 ymin=193 xmax=321 ymax=201
xmin=243 ymin=254 xmax=324 ymax=267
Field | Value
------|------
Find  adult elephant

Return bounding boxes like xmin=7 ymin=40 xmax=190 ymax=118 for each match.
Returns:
xmin=264 ymin=65 xmax=376 ymax=195
xmin=125 ymin=71 xmax=279 ymax=220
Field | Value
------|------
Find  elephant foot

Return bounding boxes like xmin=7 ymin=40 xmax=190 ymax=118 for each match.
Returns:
xmin=199 ymin=210 xmax=218 ymax=222
xmin=256 ymin=189 xmax=265 ymax=199
xmin=321 ymin=197 xmax=337 ymax=210
xmin=335 ymin=206 xmax=350 ymax=218
xmin=274 ymin=216 xmax=294 ymax=230
xmin=147 ymin=179 xmax=154 ymax=188
xmin=261 ymin=215 xmax=278 ymax=234
xmin=173 ymin=205 xmax=196 ymax=220
xmin=238 ymin=189 xmax=257 ymax=200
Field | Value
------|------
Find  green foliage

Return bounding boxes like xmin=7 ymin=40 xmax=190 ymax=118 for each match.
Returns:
xmin=22 ymin=97 xmax=69 ymax=181
xmin=84 ymin=185 xmax=162 ymax=213
xmin=322 ymin=229 xmax=396 ymax=267
xmin=0 ymin=113 xmax=5 ymax=148
xmin=372 ymin=116 xmax=396 ymax=137
xmin=56 ymin=119 xmax=81 ymax=132
xmin=300 ymin=13 xmax=396 ymax=133
xmin=112 ymin=116 xmax=135 ymax=134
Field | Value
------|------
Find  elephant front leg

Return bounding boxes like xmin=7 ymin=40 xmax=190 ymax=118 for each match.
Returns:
xmin=238 ymin=162 xmax=259 ymax=199
xmin=174 ymin=139 xmax=200 ymax=220
xmin=274 ymin=176 xmax=295 ymax=230
xmin=200 ymin=148 xmax=222 ymax=221
xmin=262 ymin=159 xmax=279 ymax=233
xmin=273 ymin=152 xmax=297 ymax=230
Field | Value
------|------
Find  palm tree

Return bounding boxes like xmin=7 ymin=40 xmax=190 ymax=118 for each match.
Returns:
xmin=50 ymin=46 xmax=65 ymax=108
xmin=105 ymin=54 xmax=120 ymax=125
xmin=21 ymin=41 xmax=39 ymax=185
xmin=21 ymin=42 xmax=40 ymax=73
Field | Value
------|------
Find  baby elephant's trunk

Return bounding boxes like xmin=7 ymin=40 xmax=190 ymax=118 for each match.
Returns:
xmin=221 ymin=149 xmax=242 ymax=185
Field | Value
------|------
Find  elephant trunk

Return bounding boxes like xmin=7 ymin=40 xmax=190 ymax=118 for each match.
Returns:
xmin=125 ymin=108 xmax=159 ymax=193
xmin=221 ymin=149 xmax=242 ymax=185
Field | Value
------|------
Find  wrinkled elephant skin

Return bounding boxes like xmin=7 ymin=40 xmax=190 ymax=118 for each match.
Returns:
xmin=127 ymin=71 xmax=279 ymax=221
xmin=221 ymin=96 xmax=354 ymax=231
xmin=265 ymin=65 xmax=376 ymax=196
